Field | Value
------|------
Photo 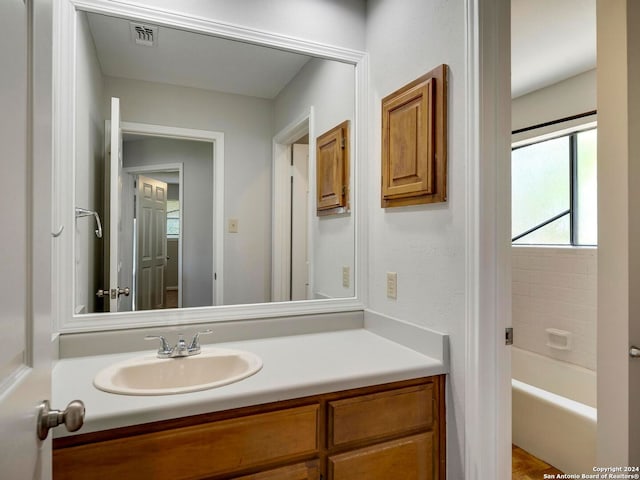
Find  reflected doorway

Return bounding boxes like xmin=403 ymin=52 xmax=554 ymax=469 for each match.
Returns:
xmin=272 ymin=112 xmax=313 ymax=302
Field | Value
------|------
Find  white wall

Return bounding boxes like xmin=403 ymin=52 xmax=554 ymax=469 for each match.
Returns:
xmin=513 ymin=247 xmax=597 ymax=370
xmin=366 ymin=1 xmax=467 ymax=477
xmin=123 ymin=137 xmax=213 ymax=308
xmin=104 ymin=76 xmax=274 ymax=306
xmin=274 ymin=58 xmax=356 ymax=298
xmin=75 ymin=11 xmax=105 ymax=313
xmin=512 ymin=69 xmax=596 ymax=131
xmin=121 ymin=0 xmax=366 ymax=51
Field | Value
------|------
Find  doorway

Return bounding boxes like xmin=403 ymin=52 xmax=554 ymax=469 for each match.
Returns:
xmin=106 ymin=121 xmax=225 ymax=311
xmin=509 ymin=1 xmax=597 ymax=476
xmin=123 ymin=164 xmax=183 ymax=310
xmin=272 ymin=109 xmax=314 ymax=302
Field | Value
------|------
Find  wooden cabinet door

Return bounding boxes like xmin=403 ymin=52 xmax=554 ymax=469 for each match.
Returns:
xmin=53 ymin=405 xmax=319 ymax=480
xmin=328 ymin=384 xmax=433 ymax=448
xmin=316 ymin=121 xmax=349 ymax=215
xmin=233 ymin=460 xmax=319 ymax=480
xmin=328 ymin=433 xmax=434 ymax=480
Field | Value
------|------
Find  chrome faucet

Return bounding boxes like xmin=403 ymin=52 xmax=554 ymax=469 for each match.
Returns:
xmin=145 ymin=330 xmax=213 ymax=358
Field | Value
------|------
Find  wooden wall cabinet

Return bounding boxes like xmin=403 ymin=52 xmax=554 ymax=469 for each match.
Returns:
xmin=316 ymin=121 xmax=350 ymax=216
xmin=381 ymin=65 xmax=448 ymax=208
xmin=53 ymin=376 xmax=445 ymax=480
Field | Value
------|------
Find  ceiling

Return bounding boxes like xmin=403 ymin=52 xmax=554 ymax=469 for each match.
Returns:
xmin=511 ymin=0 xmax=596 ymax=98
xmin=87 ymin=4 xmax=595 ymax=102
xmin=86 ymin=12 xmax=312 ymax=99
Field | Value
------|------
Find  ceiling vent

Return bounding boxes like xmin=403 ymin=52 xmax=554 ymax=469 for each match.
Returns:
xmin=130 ymin=22 xmax=158 ymax=47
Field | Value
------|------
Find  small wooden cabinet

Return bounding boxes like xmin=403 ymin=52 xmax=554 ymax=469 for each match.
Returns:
xmin=316 ymin=121 xmax=350 ymax=216
xmin=381 ymin=65 xmax=448 ymax=208
xmin=53 ymin=376 xmax=445 ymax=480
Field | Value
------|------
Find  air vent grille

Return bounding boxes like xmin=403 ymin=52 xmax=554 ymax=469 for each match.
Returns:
xmin=130 ymin=22 xmax=158 ymax=47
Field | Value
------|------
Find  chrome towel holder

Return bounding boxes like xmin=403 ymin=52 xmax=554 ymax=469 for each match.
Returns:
xmin=75 ymin=207 xmax=103 ymax=238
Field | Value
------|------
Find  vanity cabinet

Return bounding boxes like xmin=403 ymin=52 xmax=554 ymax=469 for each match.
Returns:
xmin=53 ymin=376 xmax=445 ymax=480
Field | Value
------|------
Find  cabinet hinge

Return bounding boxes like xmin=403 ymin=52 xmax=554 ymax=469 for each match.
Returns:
xmin=341 ymin=137 xmax=345 ymax=149
xmin=505 ymin=327 xmax=513 ymax=346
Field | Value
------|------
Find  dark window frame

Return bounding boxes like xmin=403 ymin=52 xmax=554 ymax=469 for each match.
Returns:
xmin=511 ymin=111 xmax=597 ymax=246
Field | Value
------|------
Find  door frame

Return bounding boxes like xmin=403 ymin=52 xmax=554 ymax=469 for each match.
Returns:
xmin=118 ymin=122 xmax=224 ymax=307
xmin=272 ymin=107 xmax=314 ymax=302
xmin=124 ymin=163 xmax=184 ymax=309
xmin=464 ymin=0 xmax=512 ymax=478
xmin=596 ymin=0 xmax=640 ymax=464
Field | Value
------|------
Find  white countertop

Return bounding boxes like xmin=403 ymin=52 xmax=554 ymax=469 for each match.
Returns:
xmin=53 ymin=328 xmax=446 ymax=438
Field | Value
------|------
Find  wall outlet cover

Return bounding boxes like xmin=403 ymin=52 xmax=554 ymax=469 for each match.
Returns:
xmin=342 ymin=266 xmax=350 ymax=288
xmin=386 ymin=272 xmax=397 ymax=299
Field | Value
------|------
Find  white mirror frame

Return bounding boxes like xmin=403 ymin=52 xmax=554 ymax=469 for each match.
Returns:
xmin=52 ymin=0 xmax=369 ymax=333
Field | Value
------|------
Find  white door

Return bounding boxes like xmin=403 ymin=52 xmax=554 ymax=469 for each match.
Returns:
xmin=597 ymin=0 xmax=640 ymax=464
xmin=107 ymin=97 xmax=130 ymax=312
xmin=118 ymin=173 xmax=136 ymax=312
xmin=136 ymin=175 xmax=168 ymax=310
xmin=0 ymin=0 xmax=52 ymax=477
xmin=291 ymin=144 xmax=310 ymax=300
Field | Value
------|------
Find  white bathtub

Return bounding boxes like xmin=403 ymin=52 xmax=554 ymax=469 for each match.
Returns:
xmin=512 ymin=347 xmax=597 ymax=474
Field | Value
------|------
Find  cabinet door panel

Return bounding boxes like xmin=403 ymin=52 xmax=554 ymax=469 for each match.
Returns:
xmin=328 ymin=384 xmax=433 ymax=448
xmin=328 ymin=433 xmax=433 ymax=480
xmin=54 ymin=405 xmax=319 ymax=480
xmin=233 ymin=460 xmax=319 ymax=480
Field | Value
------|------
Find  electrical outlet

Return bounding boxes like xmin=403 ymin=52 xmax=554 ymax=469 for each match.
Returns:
xmin=228 ymin=219 xmax=238 ymax=233
xmin=386 ymin=272 xmax=397 ymax=299
xmin=342 ymin=266 xmax=350 ymax=288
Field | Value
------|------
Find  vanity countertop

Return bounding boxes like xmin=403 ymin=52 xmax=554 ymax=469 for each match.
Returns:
xmin=52 ymin=328 xmax=447 ymax=438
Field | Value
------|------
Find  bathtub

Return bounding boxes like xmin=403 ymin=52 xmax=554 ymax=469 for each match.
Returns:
xmin=512 ymin=347 xmax=597 ymax=474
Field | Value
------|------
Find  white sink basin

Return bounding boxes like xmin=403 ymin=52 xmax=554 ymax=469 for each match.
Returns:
xmin=93 ymin=348 xmax=263 ymax=395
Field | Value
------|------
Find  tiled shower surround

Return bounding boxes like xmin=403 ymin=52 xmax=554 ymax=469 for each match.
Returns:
xmin=512 ymin=246 xmax=597 ymax=371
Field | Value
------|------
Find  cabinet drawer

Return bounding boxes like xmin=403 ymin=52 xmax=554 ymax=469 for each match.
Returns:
xmin=233 ymin=460 xmax=319 ymax=480
xmin=328 ymin=384 xmax=433 ymax=448
xmin=53 ymin=404 xmax=319 ymax=480
xmin=328 ymin=433 xmax=434 ymax=480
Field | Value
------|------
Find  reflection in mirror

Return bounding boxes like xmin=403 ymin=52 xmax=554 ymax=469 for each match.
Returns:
xmin=73 ymin=10 xmax=356 ymax=315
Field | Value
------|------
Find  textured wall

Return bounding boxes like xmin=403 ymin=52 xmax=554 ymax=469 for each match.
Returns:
xmin=366 ymin=0 xmax=467 ymax=477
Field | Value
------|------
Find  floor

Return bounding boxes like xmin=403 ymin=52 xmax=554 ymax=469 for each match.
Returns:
xmin=165 ymin=289 xmax=178 ymax=308
xmin=512 ymin=445 xmax=563 ymax=479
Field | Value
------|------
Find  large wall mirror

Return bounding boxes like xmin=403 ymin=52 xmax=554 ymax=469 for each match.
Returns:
xmin=55 ymin=1 xmax=366 ymax=331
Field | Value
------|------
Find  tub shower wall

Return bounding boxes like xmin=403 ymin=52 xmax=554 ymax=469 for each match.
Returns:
xmin=512 ymin=246 xmax=597 ymax=370
xmin=512 ymin=247 xmax=597 ymax=474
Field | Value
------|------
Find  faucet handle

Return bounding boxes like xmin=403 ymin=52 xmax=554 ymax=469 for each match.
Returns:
xmin=188 ymin=329 xmax=213 ymax=351
xmin=145 ymin=335 xmax=172 ymax=355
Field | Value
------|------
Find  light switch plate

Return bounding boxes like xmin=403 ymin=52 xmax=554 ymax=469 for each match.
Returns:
xmin=386 ymin=272 xmax=397 ymax=299
xmin=342 ymin=266 xmax=350 ymax=288
xmin=228 ymin=219 xmax=238 ymax=233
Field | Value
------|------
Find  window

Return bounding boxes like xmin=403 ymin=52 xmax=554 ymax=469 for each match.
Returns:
xmin=167 ymin=199 xmax=180 ymax=238
xmin=512 ymin=128 xmax=597 ymax=245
